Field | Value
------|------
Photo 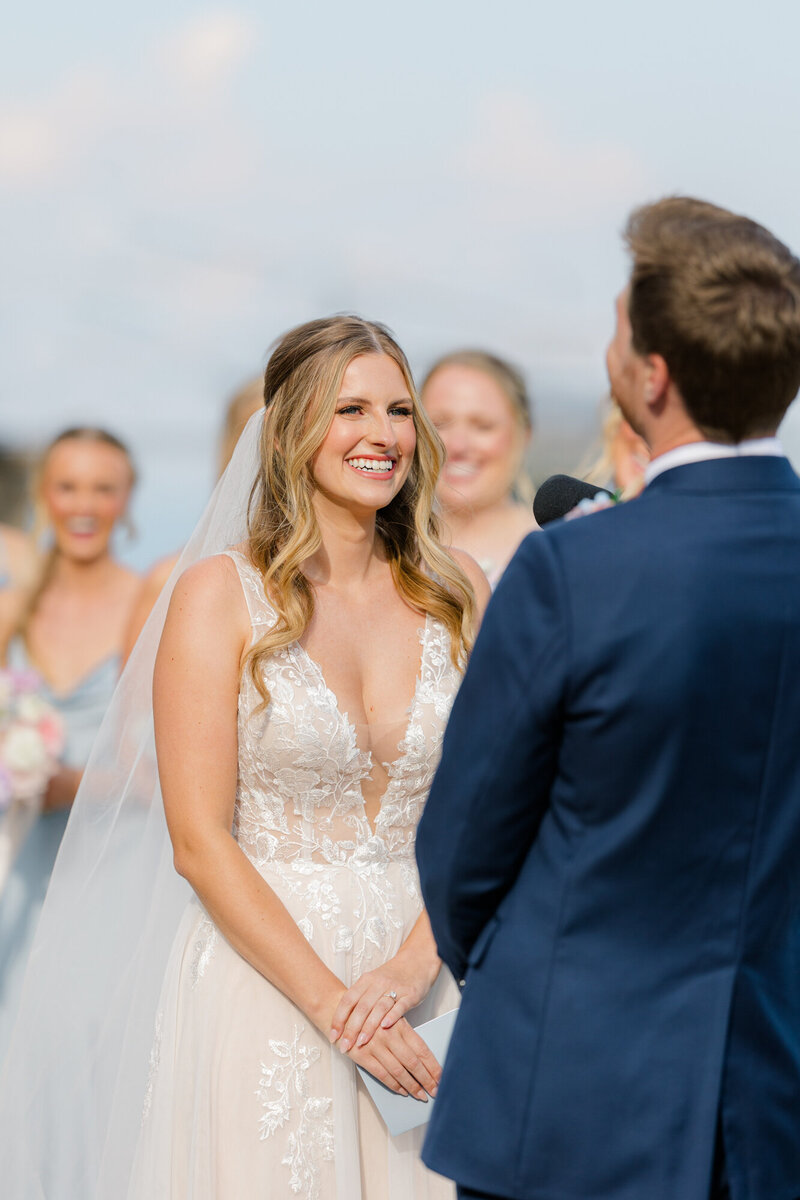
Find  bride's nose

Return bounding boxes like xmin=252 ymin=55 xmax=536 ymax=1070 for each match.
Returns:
xmin=366 ymin=408 xmax=395 ymax=447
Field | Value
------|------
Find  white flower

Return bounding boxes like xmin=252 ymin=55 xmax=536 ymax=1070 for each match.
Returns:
xmin=3 ymin=726 xmax=48 ymax=773
xmin=16 ymin=694 xmax=51 ymax=723
xmin=564 ymin=493 xmax=615 ymax=521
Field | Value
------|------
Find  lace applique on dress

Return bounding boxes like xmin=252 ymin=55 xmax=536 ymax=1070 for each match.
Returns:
xmin=256 ymin=1025 xmax=334 ymax=1200
xmin=141 ymin=1010 xmax=163 ymax=1124
xmin=190 ymin=914 xmax=218 ymax=988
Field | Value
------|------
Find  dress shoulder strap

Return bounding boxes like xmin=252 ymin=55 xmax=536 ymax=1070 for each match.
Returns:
xmin=222 ymin=549 xmax=276 ymax=630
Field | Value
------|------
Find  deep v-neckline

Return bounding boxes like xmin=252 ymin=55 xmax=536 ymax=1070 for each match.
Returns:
xmin=231 ymin=551 xmax=429 ymax=733
xmin=294 ymin=612 xmax=429 ymax=744
xmin=292 ymin=615 xmax=430 ymax=834
xmin=227 ymin=549 xmax=434 ymax=837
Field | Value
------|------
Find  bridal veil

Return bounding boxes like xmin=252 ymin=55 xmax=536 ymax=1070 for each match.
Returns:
xmin=0 ymin=414 xmax=263 ymax=1198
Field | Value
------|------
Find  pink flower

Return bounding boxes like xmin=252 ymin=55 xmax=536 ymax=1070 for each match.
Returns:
xmin=37 ymin=715 xmax=65 ymax=758
xmin=10 ymin=669 xmax=43 ymax=695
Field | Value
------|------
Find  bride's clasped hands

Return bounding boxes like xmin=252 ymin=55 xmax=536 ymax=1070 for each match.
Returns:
xmin=328 ymin=913 xmax=444 ymax=1101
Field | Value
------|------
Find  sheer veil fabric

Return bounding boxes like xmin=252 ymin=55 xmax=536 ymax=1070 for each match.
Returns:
xmin=0 ymin=417 xmax=266 ymax=1197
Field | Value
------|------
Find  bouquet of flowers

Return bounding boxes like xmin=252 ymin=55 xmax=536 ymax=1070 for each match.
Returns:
xmin=0 ymin=667 xmax=64 ymax=890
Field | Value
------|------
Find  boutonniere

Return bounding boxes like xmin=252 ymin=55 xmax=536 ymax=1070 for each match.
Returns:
xmin=564 ymin=489 xmax=622 ymax=521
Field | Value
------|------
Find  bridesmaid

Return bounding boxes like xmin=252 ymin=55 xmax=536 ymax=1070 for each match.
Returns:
xmin=0 ymin=427 xmax=138 ymax=1056
xmin=421 ymin=350 xmax=537 ymax=589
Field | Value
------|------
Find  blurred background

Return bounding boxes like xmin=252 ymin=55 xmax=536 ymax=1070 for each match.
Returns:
xmin=3 ymin=0 xmax=800 ymax=568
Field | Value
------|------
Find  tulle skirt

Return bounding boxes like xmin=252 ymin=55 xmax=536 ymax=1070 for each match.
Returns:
xmin=128 ymin=857 xmax=459 ymax=1199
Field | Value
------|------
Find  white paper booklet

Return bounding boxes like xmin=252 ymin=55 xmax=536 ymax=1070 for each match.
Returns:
xmin=356 ymin=1007 xmax=459 ymax=1136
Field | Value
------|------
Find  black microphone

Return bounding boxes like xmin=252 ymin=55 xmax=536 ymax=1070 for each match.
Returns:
xmin=533 ymin=475 xmax=615 ymax=527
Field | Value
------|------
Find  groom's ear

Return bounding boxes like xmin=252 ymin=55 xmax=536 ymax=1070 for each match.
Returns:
xmin=643 ymin=354 xmax=670 ymax=412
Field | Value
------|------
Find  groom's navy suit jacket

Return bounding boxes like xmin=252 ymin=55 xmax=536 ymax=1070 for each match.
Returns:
xmin=417 ymin=455 xmax=800 ymax=1200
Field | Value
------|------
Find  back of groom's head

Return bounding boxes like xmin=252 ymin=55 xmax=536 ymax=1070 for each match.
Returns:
xmin=625 ymin=197 xmax=800 ymax=441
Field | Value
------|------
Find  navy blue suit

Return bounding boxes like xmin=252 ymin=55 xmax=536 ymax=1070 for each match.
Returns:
xmin=417 ymin=456 xmax=800 ymax=1200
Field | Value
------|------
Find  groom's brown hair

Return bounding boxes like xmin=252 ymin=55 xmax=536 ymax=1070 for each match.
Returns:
xmin=625 ymin=196 xmax=800 ymax=441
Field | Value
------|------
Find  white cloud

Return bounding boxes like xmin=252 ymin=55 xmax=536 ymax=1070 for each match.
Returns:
xmin=0 ymin=111 xmax=56 ymax=184
xmin=158 ymin=11 xmax=257 ymax=91
xmin=0 ymin=69 xmax=112 ymax=187
xmin=454 ymin=91 xmax=648 ymax=225
xmin=0 ymin=12 xmax=257 ymax=192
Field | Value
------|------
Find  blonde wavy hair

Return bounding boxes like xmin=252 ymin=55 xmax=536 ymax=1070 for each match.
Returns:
xmin=244 ymin=315 xmax=477 ymax=708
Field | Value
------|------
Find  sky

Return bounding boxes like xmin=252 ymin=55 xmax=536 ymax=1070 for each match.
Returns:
xmin=3 ymin=1 xmax=800 ymax=567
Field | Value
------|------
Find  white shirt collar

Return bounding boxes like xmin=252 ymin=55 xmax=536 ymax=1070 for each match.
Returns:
xmin=644 ymin=437 xmax=784 ymax=486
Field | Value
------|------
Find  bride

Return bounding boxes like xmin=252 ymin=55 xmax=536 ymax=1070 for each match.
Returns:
xmin=0 ymin=315 xmax=489 ymax=1199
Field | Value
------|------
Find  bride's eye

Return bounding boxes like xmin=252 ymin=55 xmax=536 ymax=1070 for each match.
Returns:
xmin=337 ymin=405 xmax=362 ymax=416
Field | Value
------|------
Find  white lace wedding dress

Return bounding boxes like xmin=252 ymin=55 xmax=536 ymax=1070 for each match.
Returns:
xmin=128 ymin=550 xmax=460 ymax=1199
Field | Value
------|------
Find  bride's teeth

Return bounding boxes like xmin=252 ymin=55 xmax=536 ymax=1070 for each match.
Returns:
xmin=348 ymin=458 xmax=393 ymax=472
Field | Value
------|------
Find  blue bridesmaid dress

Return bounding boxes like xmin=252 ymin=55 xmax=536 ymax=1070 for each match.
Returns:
xmin=0 ymin=641 xmax=119 ymax=1058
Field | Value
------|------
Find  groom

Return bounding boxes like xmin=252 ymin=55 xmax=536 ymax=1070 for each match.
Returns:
xmin=416 ymin=197 xmax=800 ymax=1200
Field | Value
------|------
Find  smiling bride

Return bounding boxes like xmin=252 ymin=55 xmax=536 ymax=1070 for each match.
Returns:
xmin=135 ymin=316 xmax=489 ymax=1198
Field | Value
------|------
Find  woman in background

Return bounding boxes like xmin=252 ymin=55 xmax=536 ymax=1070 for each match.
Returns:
xmin=582 ymin=397 xmax=650 ymax=496
xmin=121 ymin=377 xmax=264 ymax=662
xmin=421 ymin=350 xmax=537 ymax=589
xmin=0 ymin=427 xmax=138 ymax=1056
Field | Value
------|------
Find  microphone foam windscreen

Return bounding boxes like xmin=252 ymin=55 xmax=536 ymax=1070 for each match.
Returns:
xmin=533 ymin=475 xmax=614 ymax=526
